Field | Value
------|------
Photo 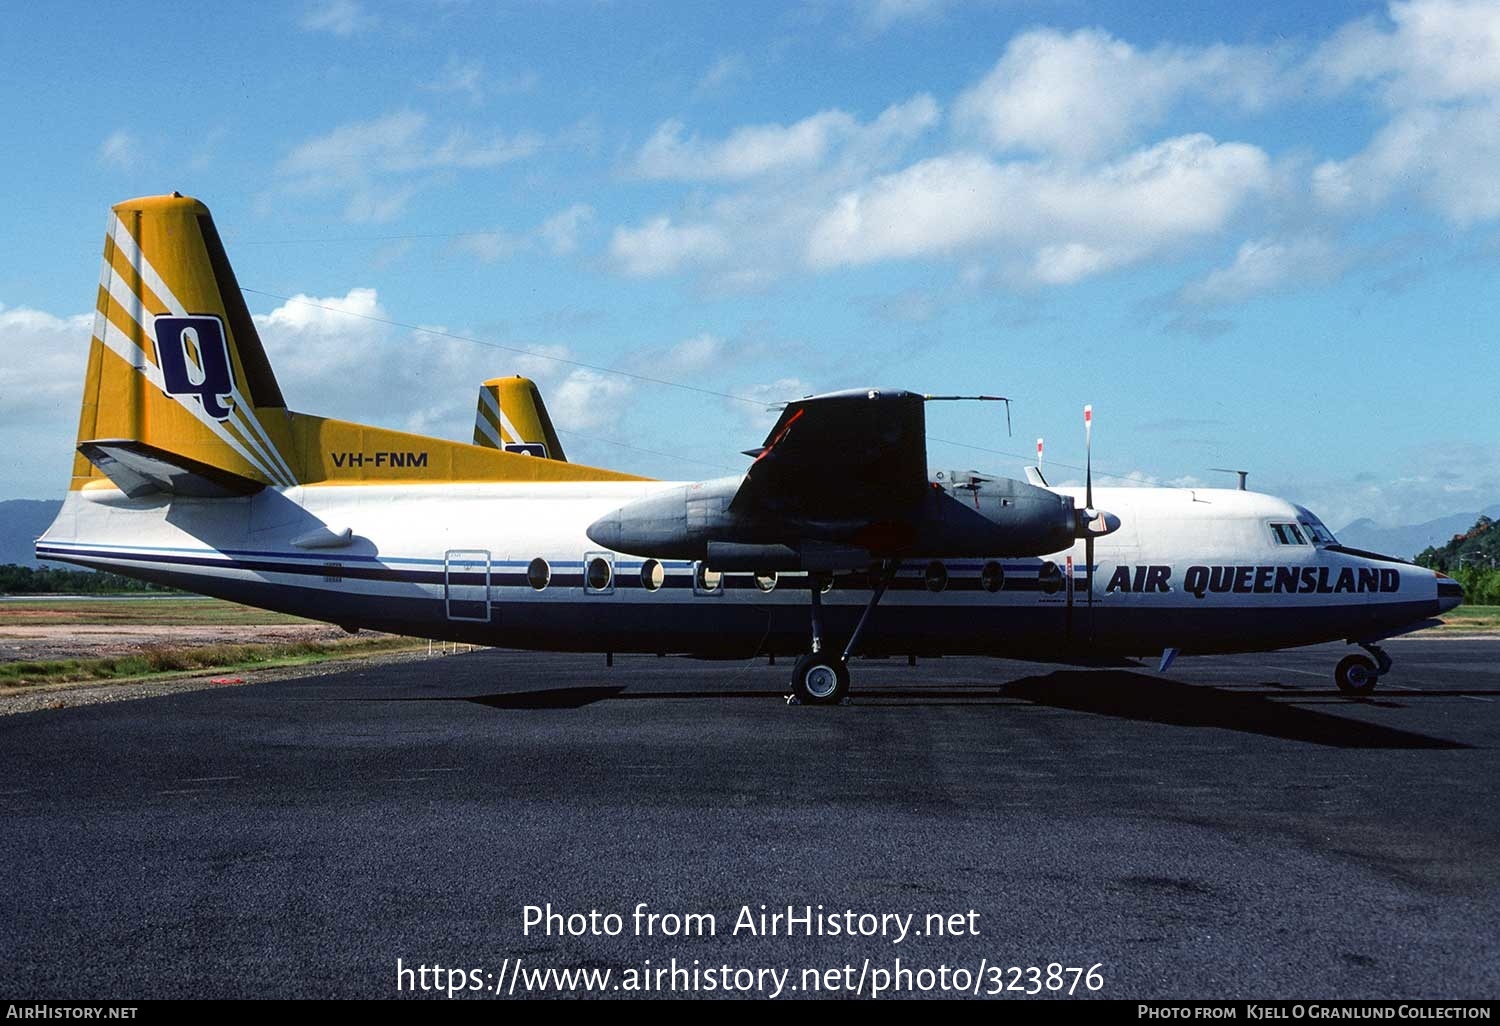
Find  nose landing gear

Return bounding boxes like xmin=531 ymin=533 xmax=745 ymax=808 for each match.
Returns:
xmin=1334 ymin=641 xmax=1393 ymax=695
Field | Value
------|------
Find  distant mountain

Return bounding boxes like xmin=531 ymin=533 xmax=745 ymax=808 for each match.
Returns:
xmin=0 ymin=499 xmax=63 ymax=567
xmin=1337 ymin=505 xmax=1500 ymax=562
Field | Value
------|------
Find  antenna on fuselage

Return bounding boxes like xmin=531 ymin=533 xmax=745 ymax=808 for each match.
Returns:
xmin=1211 ymin=468 xmax=1249 ymax=491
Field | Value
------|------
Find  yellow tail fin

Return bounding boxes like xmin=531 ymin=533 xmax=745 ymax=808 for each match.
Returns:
xmin=72 ymin=194 xmax=645 ymax=491
xmin=472 ymin=376 xmax=567 ymax=460
xmin=75 ymin=193 xmax=297 ymax=491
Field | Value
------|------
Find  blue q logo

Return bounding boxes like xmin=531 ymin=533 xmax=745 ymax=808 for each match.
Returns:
xmin=154 ymin=315 xmax=235 ymax=420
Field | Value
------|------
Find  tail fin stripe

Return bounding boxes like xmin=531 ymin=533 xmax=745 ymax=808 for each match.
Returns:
xmin=477 ymin=386 xmax=521 ymax=442
xmin=110 ymin=216 xmax=189 ymax=318
xmin=100 ymin=266 xmax=160 ymax=367
xmin=477 ymin=401 xmax=511 ymax=443
xmin=232 ymin=400 xmax=297 ymax=485
xmin=222 ymin=408 xmax=296 ymax=487
xmin=96 ymin=304 xmax=152 ymax=372
xmin=474 ymin=411 xmax=503 ymax=447
xmin=104 ymin=249 xmax=172 ymax=322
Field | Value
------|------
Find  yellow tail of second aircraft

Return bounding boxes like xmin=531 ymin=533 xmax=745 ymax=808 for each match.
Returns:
xmin=471 ymin=376 xmax=568 ymax=461
xmin=73 ymin=193 xmax=643 ymax=496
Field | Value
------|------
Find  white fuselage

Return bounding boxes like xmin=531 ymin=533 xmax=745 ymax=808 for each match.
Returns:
xmin=37 ymin=481 xmax=1456 ymax=661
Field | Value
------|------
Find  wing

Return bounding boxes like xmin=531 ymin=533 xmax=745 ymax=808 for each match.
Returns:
xmin=730 ymin=389 xmax=928 ymax=520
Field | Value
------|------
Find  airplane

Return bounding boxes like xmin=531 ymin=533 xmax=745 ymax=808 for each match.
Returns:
xmin=35 ymin=194 xmax=1465 ymax=705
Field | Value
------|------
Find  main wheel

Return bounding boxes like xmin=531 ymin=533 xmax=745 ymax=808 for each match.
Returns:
xmin=1334 ymin=654 xmax=1379 ymax=695
xmin=792 ymin=652 xmax=850 ymax=705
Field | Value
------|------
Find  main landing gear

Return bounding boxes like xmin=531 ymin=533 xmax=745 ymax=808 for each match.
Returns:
xmin=789 ymin=562 xmax=900 ymax=705
xmin=1334 ymin=641 xmax=1393 ymax=695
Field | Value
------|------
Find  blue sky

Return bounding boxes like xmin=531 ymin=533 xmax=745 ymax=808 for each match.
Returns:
xmin=2 ymin=0 xmax=1497 ymax=530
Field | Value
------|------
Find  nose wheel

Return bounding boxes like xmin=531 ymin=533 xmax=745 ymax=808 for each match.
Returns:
xmin=1334 ymin=642 xmax=1392 ymax=695
xmin=1334 ymin=654 xmax=1379 ymax=694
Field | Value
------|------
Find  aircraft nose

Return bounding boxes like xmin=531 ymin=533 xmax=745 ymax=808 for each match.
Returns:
xmin=1436 ymin=572 xmax=1464 ymax=613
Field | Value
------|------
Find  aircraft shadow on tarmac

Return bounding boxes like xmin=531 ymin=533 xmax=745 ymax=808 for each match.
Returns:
xmin=995 ymin=671 xmax=1470 ymax=750
xmin=449 ymin=671 xmax=1472 ymax=750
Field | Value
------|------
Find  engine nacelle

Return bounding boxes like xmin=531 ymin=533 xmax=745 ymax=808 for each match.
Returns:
xmin=586 ymin=476 xmax=742 ymax=560
xmin=586 ymin=472 xmax=1082 ymax=568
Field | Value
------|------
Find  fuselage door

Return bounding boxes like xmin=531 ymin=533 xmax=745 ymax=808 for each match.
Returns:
xmin=444 ymin=549 xmax=492 ymax=622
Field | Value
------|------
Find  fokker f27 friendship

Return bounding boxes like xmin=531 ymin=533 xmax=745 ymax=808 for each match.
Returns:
xmin=37 ymin=195 xmax=1464 ymax=703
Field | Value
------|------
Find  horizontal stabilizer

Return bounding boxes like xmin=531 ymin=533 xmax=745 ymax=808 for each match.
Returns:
xmin=77 ymin=439 xmax=265 ymax=498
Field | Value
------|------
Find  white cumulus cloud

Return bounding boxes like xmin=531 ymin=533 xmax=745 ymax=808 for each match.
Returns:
xmin=99 ymin=130 xmax=143 ymax=170
xmin=608 ymin=218 xmax=730 ymax=278
xmin=1313 ymin=99 xmax=1500 ymax=225
xmin=0 ymin=304 xmax=95 ymax=498
xmin=954 ymin=27 xmax=1281 ymax=160
xmin=1179 ymin=235 xmax=1347 ymax=306
xmin=300 ymin=0 xmax=375 ymax=36
xmin=806 ymin=134 xmax=1272 ymax=281
xmin=539 ymin=204 xmax=594 ymax=256
xmin=1312 ymin=0 xmax=1500 ymax=225
xmin=278 ymin=110 xmax=542 ymax=223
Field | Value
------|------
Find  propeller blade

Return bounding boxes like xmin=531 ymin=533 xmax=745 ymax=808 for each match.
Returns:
xmin=1036 ymin=437 xmax=1043 ymax=474
xmin=1083 ymin=405 xmax=1095 ymax=641
xmin=1083 ymin=404 xmax=1093 ymax=512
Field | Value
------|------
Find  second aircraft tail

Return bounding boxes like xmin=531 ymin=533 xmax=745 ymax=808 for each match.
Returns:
xmin=472 ymin=376 xmax=567 ymax=460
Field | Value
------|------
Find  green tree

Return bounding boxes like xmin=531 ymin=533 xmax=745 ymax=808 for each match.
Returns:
xmin=0 ymin=564 xmax=179 ymax=595
xmin=1415 ymin=514 xmax=1499 ymax=605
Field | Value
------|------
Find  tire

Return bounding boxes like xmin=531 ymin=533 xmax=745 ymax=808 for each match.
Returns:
xmin=1335 ymin=654 xmax=1379 ymax=695
xmin=792 ymin=652 xmax=850 ymax=705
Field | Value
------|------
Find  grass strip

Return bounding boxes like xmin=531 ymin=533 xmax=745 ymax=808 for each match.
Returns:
xmin=0 ymin=598 xmax=312 ymax=627
xmin=1432 ymin=605 xmax=1500 ymax=631
xmin=0 ymin=636 xmax=424 ymax=688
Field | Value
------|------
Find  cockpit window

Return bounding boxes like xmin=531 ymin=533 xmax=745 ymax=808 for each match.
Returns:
xmin=1270 ymin=522 xmax=1308 ymax=545
xmin=1298 ymin=519 xmax=1337 ymax=546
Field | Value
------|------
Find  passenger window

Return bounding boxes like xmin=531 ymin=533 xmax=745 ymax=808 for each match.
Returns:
xmin=924 ymin=561 xmax=948 ymax=593
xmin=640 ymin=559 xmax=664 ymax=592
xmin=585 ymin=554 xmax=614 ymax=594
xmin=693 ymin=562 xmax=723 ymax=595
xmin=981 ymin=561 xmax=1005 ymax=593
